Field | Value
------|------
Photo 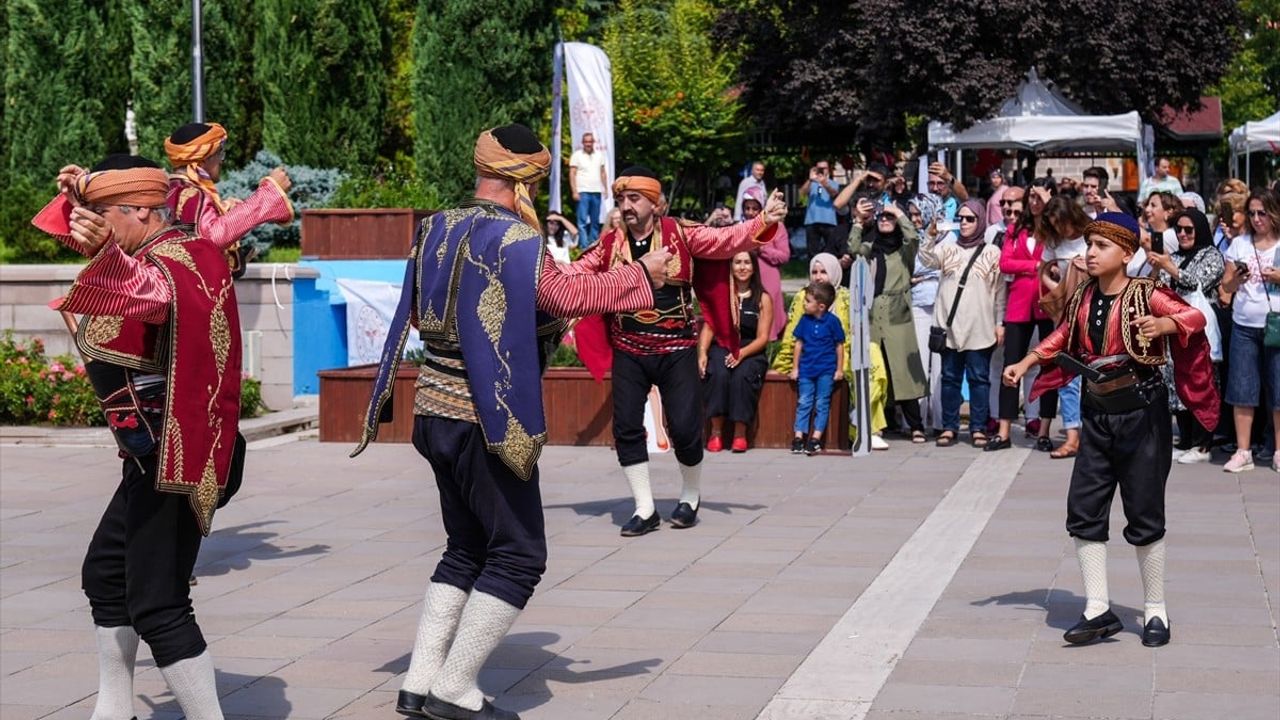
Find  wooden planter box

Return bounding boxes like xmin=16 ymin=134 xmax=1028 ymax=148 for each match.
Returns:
xmin=301 ymin=208 xmax=432 ymax=260
xmin=319 ymin=365 xmax=849 ymax=450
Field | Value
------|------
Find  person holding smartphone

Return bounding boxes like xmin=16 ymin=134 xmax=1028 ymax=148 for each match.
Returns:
xmin=801 ymin=159 xmax=843 ymax=260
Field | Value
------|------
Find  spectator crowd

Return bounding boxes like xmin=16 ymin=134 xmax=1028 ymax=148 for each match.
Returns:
xmin=554 ymin=135 xmax=1280 ymax=467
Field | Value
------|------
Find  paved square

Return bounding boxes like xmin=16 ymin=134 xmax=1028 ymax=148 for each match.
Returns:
xmin=2 ymin=434 xmax=1276 ymax=719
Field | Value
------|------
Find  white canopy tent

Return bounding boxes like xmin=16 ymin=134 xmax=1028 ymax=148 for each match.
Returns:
xmin=1229 ymin=110 xmax=1280 ymax=185
xmin=927 ymin=69 xmax=1147 ymax=184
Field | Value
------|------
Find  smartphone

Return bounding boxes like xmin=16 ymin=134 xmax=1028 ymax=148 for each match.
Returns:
xmin=1150 ymin=233 xmax=1164 ymax=255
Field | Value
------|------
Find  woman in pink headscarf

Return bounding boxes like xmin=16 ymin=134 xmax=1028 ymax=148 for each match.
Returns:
xmin=741 ymin=185 xmax=790 ymax=339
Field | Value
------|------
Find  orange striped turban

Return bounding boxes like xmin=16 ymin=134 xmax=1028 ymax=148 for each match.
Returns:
xmin=76 ymin=168 xmax=170 ymax=208
xmin=473 ymin=125 xmax=550 ymax=229
xmin=164 ymin=122 xmax=228 ymax=167
xmin=613 ymin=166 xmax=663 ymax=205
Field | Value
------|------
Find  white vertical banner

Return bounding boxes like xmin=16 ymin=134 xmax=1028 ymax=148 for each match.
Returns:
xmin=563 ymin=42 xmax=615 ymax=222
xmin=336 ymin=279 xmax=422 ymax=366
xmin=548 ymin=42 xmax=565 ymax=213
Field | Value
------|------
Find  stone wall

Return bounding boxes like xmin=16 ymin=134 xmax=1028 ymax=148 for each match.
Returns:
xmin=0 ymin=263 xmax=318 ymax=411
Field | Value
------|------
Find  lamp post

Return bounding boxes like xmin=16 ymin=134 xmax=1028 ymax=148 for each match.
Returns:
xmin=191 ymin=0 xmax=204 ymax=122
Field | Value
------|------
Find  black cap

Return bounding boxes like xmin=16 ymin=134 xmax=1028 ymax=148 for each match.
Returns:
xmin=491 ymin=124 xmax=544 ymax=154
xmin=617 ymin=165 xmax=660 ymax=180
xmin=169 ymin=122 xmax=214 ymax=144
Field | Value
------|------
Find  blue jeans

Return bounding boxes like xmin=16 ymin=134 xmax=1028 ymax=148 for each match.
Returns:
xmin=576 ymin=192 xmax=602 ymax=247
xmin=794 ymin=374 xmax=835 ymax=435
xmin=1059 ymin=375 xmax=1081 ymax=429
xmin=1226 ymin=323 xmax=1280 ymax=409
xmin=940 ymin=347 xmax=993 ymax=433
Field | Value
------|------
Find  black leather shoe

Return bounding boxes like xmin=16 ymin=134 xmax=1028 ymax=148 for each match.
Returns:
xmin=620 ymin=511 xmax=661 ymax=537
xmin=983 ymin=435 xmax=1012 ymax=452
xmin=1035 ymin=436 xmax=1054 ymax=452
xmin=422 ymin=693 xmax=520 ymax=720
xmin=1063 ymin=609 xmax=1124 ymax=645
xmin=670 ymin=502 xmax=698 ymax=529
xmin=397 ymin=690 xmax=429 ymax=717
xmin=1142 ymin=617 xmax=1171 ymax=647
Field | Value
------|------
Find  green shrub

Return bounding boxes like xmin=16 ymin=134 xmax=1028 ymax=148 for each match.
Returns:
xmin=0 ymin=175 xmax=82 ymax=264
xmin=0 ymin=332 xmax=269 ymax=425
xmin=216 ymin=150 xmax=346 ymax=257
xmin=549 ymin=342 xmax=585 ymax=368
xmin=330 ymin=165 xmax=442 ymax=210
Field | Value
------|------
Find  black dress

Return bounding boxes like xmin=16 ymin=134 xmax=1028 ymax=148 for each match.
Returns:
xmin=704 ymin=292 xmax=770 ymax=424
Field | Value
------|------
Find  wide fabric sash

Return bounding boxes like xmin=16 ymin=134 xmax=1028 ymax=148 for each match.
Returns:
xmin=353 ymin=203 xmax=557 ymax=480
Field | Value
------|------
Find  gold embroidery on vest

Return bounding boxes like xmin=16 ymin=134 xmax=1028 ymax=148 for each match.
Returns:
xmin=85 ymin=315 xmax=123 ymax=346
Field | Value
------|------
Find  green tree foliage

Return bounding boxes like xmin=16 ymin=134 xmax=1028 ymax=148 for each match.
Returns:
xmin=1213 ymin=0 xmax=1280 ymax=135
xmin=412 ymin=0 xmax=556 ymax=203
xmin=127 ymin=1 xmax=190 ymax=161
xmin=603 ymin=0 xmax=741 ymax=200
xmin=3 ymin=0 xmax=130 ymax=181
xmin=254 ymin=0 xmax=387 ymax=171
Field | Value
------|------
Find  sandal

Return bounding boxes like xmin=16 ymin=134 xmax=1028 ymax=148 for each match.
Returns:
xmin=936 ymin=432 xmax=957 ymax=447
xmin=1051 ymin=444 xmax=1079 ymax=459
xmin=971 ymin=431 xmax=989 ymax=448
xmin=912 ymin=430 xmax=927 ymax=444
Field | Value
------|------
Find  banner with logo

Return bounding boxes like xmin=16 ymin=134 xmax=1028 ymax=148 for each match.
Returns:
xmin=550 ymin=42 xmax=615 ymax=221
xmin=336 ymin=279 xmax=422 ymax=366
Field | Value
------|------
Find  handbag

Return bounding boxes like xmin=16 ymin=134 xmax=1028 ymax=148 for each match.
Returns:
xmin=929 ymin=246 xmax=983 ymax=354
xmin=1179 ymin=282 xmax=1222 ymax=362
xmin=1039 ymin=257 xmax=1087 ymax=322
xmin=1252 ymin=245 xmax=1280 ymax=348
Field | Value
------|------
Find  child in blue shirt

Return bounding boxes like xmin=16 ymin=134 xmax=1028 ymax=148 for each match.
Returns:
xmin=790 ymin=281 xmax=846 ymax=455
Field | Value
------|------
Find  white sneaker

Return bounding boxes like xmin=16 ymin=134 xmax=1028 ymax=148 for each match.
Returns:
xmin=1223 ymin=449 xmax=1255 ymax=473
xmin=1171 ymin=448 xmax=1185 ymax=462
xmin=871 ymin=434 xmax=889 ymax=451
xmin=1177 ymin=447 xmax=1211 ymax=464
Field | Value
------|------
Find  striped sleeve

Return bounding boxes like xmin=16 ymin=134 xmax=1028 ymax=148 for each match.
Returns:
xmin=535 ymin=252 xmax=654 ymax=318
xmin=198 ymin=178 xmax=294 ymax=250
xmin=53 ymin=242 xmax=170 ymax=324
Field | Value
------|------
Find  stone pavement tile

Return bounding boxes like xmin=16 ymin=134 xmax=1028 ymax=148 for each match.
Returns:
xmin=504 ymin=693 xmax=631 ymax=720
xmin=268 ymin=657 xmax=398 ymax=689
xmin=903 ymin=637 xmax=1032 ymax=664
xmin=517 ymin=604 xmax=623 ymax=626
xmin=237 ymin=615 xmax=373 ymax=639
xmin=666 ymin=650 xmax=803 ymax=678
xmin=1152 ymin=691 xmax=1280 ymax=720
xmin=535 ymin=588 xmax=647 ymax=609
xmin=613 ymin=698 xmax=762 ymax=719
xmin=638 ymin=673 xmax=782 ymax=707
xmin=0 ymin=706 xmax=59 ymax=720
xmin=218 ymin=681 xmax=365 ymax=719
xmin=1155 ymin=666 xmax=1280 ymax=694
xmin=503 ymin=662 xmax=659 ymax=698
xmin=716 ymin=611 xmax=839 ymax=634
xmin=629 ymin=590 xmax=749 ymax=611
xmin=693 ymin=629 xmax=825 ymax=656
xmin=1026 ymin=634 xmax=1156 ymax=666
xmin=607 ymin=604 xmax=734 ymax=632
xmin=1010 ymin=686 xmax=1152 ymax=718
xmin=1170 ymin=622 xmax=1280 ymax=646
xmin=556 ymin=573 xmax=668 ymax=592
xmin=736 ymin=591 xmax=854 ymax=616
xmin=914 ymin=615 xmax=1043 ymax=640
xmin=327 ymin=689 xmax=398 ymax=718
xmin=657 ymin=574 xmax=769 ymax=595
xmin=865 ymin=713 xmax=1000 ymax=720
xmin=872 ymin=683 xmax=1015 ymax=716
xmin=1019 ymin=661 xmax=1153 ymax=690
xmin=574 ymin=626 xmax=701 ymax=652
xmin=885 ymin=658 xmax=1023 ymax=687
xmin=1154 ymin=643 xmax=1280 ymax=671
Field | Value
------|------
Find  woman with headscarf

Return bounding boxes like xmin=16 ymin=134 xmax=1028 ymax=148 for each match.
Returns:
xmin=920 ymin=200 xmax=1006 ymax=446
xmin=1148 ymin=208 xmax=1224 ymax=464
xmin=908 ymin=193 xmax=945 ymax=435
xmin=849 ymin=200 xmax=929 ymax=442
xmin=773 ymin=253 xmax=890 ymax=449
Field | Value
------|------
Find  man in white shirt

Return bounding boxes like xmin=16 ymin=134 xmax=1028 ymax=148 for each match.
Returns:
xmin=1138 ymin=157 xmax=1184 ymax=203
xmin=733 ymin=161 xmax=766 ymax=221
xmin=569 ymin=133 xmax=609 ymax=247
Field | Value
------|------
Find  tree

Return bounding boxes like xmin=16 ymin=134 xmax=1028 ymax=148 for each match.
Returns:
xmin=603 ymin=0 xmax=742 ymax=203
xmin=412 ymin=0 xmax=556 ymax=202
xmin=3 ymin=0 xmax=130 ymax=181
xmin=254 ymin=0 xmax=387 ymax=171
xmin=126 ymin=1 xmax=191 ymax=161
xmin=1213 ymin=0 xmax=1280 ymax=135
xmin=716 ymin=0 xmax=1245 ymax=143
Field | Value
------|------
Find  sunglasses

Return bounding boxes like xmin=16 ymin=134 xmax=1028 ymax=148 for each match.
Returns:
xmin=927 ymin=181 xmax=946 ymax=187
xmin=1175 ymin=225 xmax=1196 ymax=235
xmin=877 ymin=212 xmax=895 ymax=221
xmin=957 ymin=215 xmax=979 ymax=223
xmin=1004 ymin=208 xmax=1023 ymax=216
xmin=999 ymin=199 xmax=1017 ymax=207
xmin=1249 ymin=210 xmax=1269 ymax=218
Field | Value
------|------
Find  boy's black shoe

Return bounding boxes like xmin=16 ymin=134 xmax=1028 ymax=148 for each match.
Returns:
xmin=805 ymin=437 xmax=823 ymax=456
xmin=1141 ymin=617 xmax=1171 ymax=647
xmin=620 ymin=511 xmax=661 ymax=537
xmin=1063 ymin=609 xmax=1123 ymax=645
xmin=397 ymin=690 xmax=429 ymax=717
xmin=790 ymin=437 xmax=805 ymax=454
xmin=670 ymin=502 xmax=698 ymax=528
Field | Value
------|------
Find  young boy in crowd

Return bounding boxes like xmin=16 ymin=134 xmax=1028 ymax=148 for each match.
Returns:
xmin=1003 ymin=213 xmax=1218 ymax=648
xmin=790 ymin=281 xmax=846 ymax=455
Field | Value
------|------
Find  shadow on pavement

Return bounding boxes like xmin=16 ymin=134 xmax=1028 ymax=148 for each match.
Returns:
xmin=194 ymin=520 xmax=330 ymax=578
xmin=139 ymin=668 xmax=289 ymax=718
xmin=371 ymin=631 xmax=662 ymax=713
xmin=972 ymin=587 xmax=1143 ymax=636
xmin=544 ymin=497 xmax=768 ymax=527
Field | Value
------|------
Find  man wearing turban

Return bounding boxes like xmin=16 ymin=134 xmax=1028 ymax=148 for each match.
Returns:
xmin=570 ymin=165 xmax=788 ymax=537
xmin=164 ymin=122 xmax=294 ymax=277
xmin=354 ymin=124 xmax=670 ymax=720
xmin=1004 ymin=213 xmax=1218 ymax=650
xmin=32 ymin=154 xmax=248 ymax=720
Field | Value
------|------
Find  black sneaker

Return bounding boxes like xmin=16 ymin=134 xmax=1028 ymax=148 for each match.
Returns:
xmin=790 ymin=437 xmax=805 ymax=454
xmin=620 ymin=511 xmax=661 ymax=537
xmin=805 ymin=437 xmax=823 ymax=456
xmin=1063 ymin=609 xmax=1124 ymax=645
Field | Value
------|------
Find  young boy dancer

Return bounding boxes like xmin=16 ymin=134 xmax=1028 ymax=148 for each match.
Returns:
xmin=789 ymin=281 xmax=846 ymax=455
xmin=1003 ymin=213 xmax=1218 ymax=647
